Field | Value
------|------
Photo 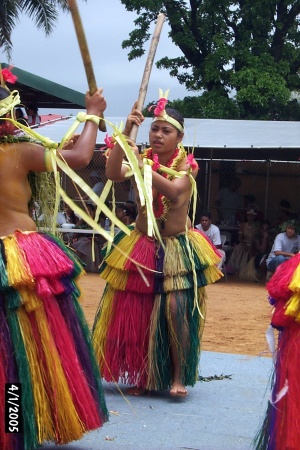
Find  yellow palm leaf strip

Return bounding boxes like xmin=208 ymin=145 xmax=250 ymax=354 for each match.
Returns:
xmin=184 ymin=232 xmax=202 ymax=316
xmin=115 ymin=132 xmax=162 ymax=244
xmin=50 ymin=151 xmax=129 ymax=236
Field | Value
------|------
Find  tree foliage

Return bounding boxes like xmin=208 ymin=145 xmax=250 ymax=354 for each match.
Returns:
xmin=121 ymin=0 xmax=300 ymax=120
xmin=0 ymin=0 xmax=84 ymax=58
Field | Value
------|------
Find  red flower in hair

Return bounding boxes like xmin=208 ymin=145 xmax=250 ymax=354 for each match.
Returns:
xmin=187 ymin=154 xmax=198 ymax=170
xmin=153 ymin=97 xmax=168 ymax=116
xmin=1 ymin=67 xmax=17 ymax=84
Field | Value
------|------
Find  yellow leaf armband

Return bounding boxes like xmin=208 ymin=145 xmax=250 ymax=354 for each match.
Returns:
xmin=44 ymin=148 xmax=54 ymax=172
xmin=76 ymin=112 xmax=101 ymax=125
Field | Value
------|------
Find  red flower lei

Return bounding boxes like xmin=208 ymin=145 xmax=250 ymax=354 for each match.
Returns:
xmin=142 ymin=147 xmax=186 ymax=221
xmin=0 ymin=121 xmax=17 ymax=137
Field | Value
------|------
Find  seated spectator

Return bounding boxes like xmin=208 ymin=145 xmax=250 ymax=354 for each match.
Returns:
xmin=25 ymin=103 xmax=41 ymax=126
xmin=274 ymin=199 xmax=298 ymax=234
xmin=115 ymin=202 xmax=137 ymax=226
xmin=239 ymin=220 xmax=274 ymax=282
xmin=266 ymin=220 xmax=300 ymax=274
xmin=237 ymin=194 xmax=264 ymax=224
xmin=123 ymin=201 xmax=137 ymax=225
xmin=64 ymin=204 xmax=78 ymax=225
xmin=252 ymin=220 xmax=274 ymax=278
xmin=196 ymin=211 xmax=225 ymax=269
xmin=14 ymin=107 xmax=28 ymax=126
xmin=228 ymin=206 xmax=260 ymax=278
xmin=57 ymin=202 xmax=78 ymax=228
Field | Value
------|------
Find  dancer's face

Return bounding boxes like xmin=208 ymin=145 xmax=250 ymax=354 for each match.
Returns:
xmin=149 ymin=120 xmax=183 ymax=156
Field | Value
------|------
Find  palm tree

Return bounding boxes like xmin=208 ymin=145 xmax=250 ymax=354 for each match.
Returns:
xmin=0 ymin=0 xmax=85 ymax=58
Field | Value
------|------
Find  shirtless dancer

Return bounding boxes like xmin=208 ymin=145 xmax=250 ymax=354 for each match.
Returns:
xmin=0 ymin=73 xmax=108 ymax=450
xmin=92 ymin=95 xmax=222 ymax=397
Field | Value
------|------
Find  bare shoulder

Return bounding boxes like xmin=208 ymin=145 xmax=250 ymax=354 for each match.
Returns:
xmin=19 ymin=141 xmax=48 ymax=171
xmin=178 ymin=157 xmax=198 ymax=179
xmin=0 ymin=141 xmax=47 ymax=175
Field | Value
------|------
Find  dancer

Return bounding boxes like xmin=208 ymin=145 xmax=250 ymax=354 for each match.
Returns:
xmin=254 ymin=222 xmax=300 ymax=449
xmin=0 ymin=69 xmax=108 ymax=450
xmin=92 ymin=93 xmax=222 ymax=398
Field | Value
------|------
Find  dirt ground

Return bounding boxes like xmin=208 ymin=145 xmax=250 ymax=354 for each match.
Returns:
xmin=78 ymin=273 xmax=273 ymax=357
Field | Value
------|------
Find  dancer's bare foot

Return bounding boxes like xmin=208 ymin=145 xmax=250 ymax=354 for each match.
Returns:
xmin=126 ymin=386 xmax=147 ymax=396
xmin=170 ymin=382 xmax=188 ymax=397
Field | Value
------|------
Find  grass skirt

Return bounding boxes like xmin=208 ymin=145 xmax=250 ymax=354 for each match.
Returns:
xmin=0 ymin=231 xmax=108 ymax=450
xmin=92 ymin=226 xmax=222 ymax=391
xmin=254 ymin=253 xmax=300 ymax=449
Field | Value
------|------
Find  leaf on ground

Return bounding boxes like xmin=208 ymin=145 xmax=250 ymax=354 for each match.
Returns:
xmin=105 ymin=435 xmax=116 ymax=441
xmin=198 ymin=373 xmax=232 ymax=382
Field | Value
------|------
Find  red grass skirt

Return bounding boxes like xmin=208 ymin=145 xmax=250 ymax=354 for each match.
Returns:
xmin=92 ymin=226 xmax=222 ymax=391
xmin=254 ymin=254 xmax=300 ymax=449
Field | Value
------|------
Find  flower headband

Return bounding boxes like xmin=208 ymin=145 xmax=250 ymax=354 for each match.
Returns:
xmin=149 ymin=89 xmax=184 ymax=133
xmin=0 ymin=66 xmax=20 ymax=117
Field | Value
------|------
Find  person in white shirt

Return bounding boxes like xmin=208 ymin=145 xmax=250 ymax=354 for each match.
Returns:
xmin=266 ymin=220 xmax=300 ymax=272
xmin=196 ymin=211 xmax=226 ymax=268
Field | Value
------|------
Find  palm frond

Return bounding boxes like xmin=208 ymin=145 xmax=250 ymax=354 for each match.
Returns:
xmin=0 ymin=0 xmax=20 ymax=59
xmin=0 ymin=0 xmax=87 ymax=58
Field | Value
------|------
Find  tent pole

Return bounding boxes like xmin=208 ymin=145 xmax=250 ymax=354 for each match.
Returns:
xmin=264 ymin=161 xmax=270 ymax=220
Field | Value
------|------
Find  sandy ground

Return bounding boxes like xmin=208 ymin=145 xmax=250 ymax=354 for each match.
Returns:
xmin=79 ymin=273 xmax=273 ymax=357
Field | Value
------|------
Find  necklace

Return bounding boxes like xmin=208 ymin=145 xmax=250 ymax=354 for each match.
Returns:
xmin=142 ymin=147 xmax=186 ymax=221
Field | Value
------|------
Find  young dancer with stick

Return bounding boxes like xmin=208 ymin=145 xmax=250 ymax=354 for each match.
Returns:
xmin=92 ymin=93 xmax=222 ymax=397
xmin=0 ymin=68 xmax=108 ymax=450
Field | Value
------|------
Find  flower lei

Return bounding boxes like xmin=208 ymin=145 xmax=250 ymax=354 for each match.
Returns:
xmin=141 ymin=146 xmax=186 ymax=221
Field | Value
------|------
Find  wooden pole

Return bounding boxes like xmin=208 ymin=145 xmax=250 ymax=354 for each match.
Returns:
xmin=67 ymin=0 xmax=106 ymax=132
xmin=129 ymin=13 xmax=166 ymax=141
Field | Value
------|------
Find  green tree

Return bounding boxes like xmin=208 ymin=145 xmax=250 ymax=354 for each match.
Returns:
xmin=0 ymin=0 xmax=84 ymax=58
xmin=121 ymin=0 xmax=300 ymax=120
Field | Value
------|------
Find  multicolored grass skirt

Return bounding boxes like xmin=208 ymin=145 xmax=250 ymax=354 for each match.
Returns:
xmin=92 ymin=226 xmax=222 ymax=391
xmin=0 ymin=231 xmax=108 ymax=450
xmin=254 ymin=253 xmax=300 ymax=449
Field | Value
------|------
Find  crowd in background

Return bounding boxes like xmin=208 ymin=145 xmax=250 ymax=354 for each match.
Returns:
xmin=214 ymin=185 xmax=300 ymax=282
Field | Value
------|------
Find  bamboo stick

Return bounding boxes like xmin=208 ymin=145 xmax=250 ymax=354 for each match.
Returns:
xmin=67 ymin=0 xmax=106 ymax=132
xmin=129 ymin=13 xmax=166 ymax=141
